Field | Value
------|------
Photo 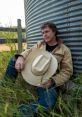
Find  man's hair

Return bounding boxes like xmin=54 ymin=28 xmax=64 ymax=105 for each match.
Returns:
xmin=41 ymin=22 xmax=59 ymax=36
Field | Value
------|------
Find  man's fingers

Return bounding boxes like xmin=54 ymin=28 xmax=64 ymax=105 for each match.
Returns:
xmin=15 ymin=56 xmax=25 ymax=71
xmin=15 ymin=63 xmax=21 ymax=71
xmin=20 ymin=62 xmax=25 ymax=70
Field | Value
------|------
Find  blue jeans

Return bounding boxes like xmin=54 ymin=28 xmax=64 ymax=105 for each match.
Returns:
xmin=4 ymin=57 xmax=58 ymax=116
xmin=4 ymin=57 xmax=18 ymax=81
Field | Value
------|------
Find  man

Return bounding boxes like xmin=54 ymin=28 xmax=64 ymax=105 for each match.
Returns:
xmin=4 ymin=22 xmax=73 ymax=116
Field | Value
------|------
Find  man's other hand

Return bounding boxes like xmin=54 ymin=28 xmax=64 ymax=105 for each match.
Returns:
xmin=37 ymin=79 xmax=53 ymax=89
xmin=15 ymin=56 xmax=25 ymax=72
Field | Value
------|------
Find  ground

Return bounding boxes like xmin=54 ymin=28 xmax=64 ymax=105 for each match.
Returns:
xmin=0 ymin=43 xmax=27 ymax=52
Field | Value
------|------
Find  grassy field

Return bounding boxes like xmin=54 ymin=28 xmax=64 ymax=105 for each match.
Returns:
xmin=0 ymin=47 xmax=82 ymax=117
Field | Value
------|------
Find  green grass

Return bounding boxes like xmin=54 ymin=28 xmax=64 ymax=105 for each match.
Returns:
xmin=0 ymin=51 xmax=15 ymax=79
xmin=0 ymin=50 xmax=82 ymax=117
xmin=0 ymin=26 xmax=82 ymax=117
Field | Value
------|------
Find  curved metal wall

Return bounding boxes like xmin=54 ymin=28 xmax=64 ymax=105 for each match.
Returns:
xmin=24 ymin=0 xmax=82 ymax=75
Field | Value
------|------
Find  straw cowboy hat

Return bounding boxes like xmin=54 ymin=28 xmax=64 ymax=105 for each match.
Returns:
xmin=21 ymin=48 xmax=58 ymax=86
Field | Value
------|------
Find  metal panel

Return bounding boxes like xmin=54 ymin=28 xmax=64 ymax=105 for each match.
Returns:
xmin=24 ymin=0 xmax=82 ymax=75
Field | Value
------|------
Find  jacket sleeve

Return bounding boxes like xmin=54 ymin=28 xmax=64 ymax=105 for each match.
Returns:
xmin=52 ymin=48 xmax=73 ymax=87
xmin=20 ymin=41 xmax=42 ymax=59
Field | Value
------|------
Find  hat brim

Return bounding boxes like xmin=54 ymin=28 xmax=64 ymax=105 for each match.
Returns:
xmin=21 ymin=48 xmax=58 ymax=86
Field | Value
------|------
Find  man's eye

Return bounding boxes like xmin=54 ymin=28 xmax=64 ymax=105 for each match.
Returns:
xmin=45 ymin=31 xmax=49 ymax=33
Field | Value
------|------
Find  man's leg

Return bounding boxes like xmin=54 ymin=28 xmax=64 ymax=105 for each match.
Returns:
xmin=32 ymin=87 xmax=58 ymax=112
xmin=4 ymin=57 xmax=18 ymax=81
xmin=17 ymin=86 xmax=58 ymax=117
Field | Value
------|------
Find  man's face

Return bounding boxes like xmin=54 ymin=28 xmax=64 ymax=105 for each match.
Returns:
xmin=41 ymin=26 xmax=55 ymax=43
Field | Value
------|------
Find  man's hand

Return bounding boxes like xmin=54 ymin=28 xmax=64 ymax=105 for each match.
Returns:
xmin=37 ymin=79 xmax=53 ymax=89
xmin=15 ymin=56 xmax=25 ymax=72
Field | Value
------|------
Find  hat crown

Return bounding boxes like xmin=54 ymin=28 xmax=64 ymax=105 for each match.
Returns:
xmin=32 ymin=54 xmax=51 ymax=76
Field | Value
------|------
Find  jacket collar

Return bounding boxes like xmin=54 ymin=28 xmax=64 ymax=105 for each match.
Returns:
xmin=38 ymin=40 xmax=64 ymax=55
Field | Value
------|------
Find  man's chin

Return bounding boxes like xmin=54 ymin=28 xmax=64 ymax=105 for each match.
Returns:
xmin=44 ymin=40 xmax=50 ymax=43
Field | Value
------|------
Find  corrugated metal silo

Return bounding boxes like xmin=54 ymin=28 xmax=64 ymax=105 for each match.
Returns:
xmin=24 ymin=0 xmax=82 ymax=75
